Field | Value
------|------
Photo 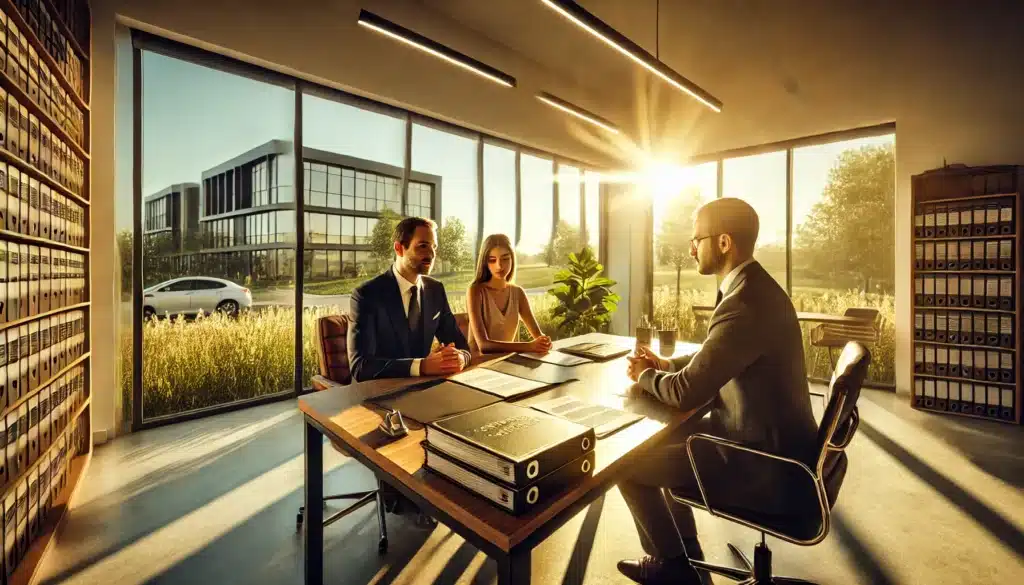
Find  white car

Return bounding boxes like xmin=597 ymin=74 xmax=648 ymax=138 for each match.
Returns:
xmin=143 ymin=277 xmax=252 ymax=319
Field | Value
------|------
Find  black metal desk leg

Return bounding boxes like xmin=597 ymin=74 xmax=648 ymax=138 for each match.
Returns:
xmin=304 ymin=418 xmax=324 ymax=585
xmin=497 ymin=548 xmax=531 ymax=585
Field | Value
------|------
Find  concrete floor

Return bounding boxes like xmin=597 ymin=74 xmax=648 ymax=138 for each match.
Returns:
xmin=36 ymin=387 xmax=1024 ymax=585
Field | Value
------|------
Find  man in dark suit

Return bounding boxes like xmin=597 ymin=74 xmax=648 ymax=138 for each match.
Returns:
xmin=348 ymin=216 xmax=471 ymax=382
xmin=617 ymin=198 xmax=819 ymax=585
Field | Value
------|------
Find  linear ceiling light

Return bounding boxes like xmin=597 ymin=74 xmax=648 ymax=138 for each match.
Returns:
xmin=357 ymin=10 xmax=516 ymax=88
xmin=536 ymin=92 xmax=620 ymax=134
xmin=540 ymin=0 xmax=722 ymax=112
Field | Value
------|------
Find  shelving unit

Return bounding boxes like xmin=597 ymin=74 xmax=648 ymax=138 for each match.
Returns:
xmin=911 ymin=164 xmax=1022 ymax=425
xmin=0 ymin=0 xmax=90 ymax=582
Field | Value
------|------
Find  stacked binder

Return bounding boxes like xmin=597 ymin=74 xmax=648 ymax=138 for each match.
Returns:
xmin=911 ymin=165 xmax=1022 ymax=424
xmin=423 ymin=402 xmax=596 ymax=515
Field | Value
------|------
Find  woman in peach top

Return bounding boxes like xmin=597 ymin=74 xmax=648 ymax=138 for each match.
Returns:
xmin=466 ymin=234 xmax=552 ymax=355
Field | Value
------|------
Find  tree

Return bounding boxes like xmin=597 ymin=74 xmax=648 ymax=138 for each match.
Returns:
xmin=369 ymin=209 xmax=402 ymax=270
xmin=544 ymin=220 xmax=586 ymax=267
xmin=796 ymin=144 xmax=895 ymax=292
xmin=436 ymin=216 xmax=472 ymax=273
xmin=657 ymin=188 xmax=704 ymax=311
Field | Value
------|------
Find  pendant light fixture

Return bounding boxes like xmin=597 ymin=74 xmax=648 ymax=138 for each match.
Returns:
xmin=357 ymin=9 xmax=517 ymax=88
xmin=541 ymin=0 xmax=722 ymax=112
xmin=536 ymin=92 xmax=620 ymax=134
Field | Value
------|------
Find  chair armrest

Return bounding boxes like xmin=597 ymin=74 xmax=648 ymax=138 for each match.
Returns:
xmin=311 ymin=375 xmax=343 ymax=392
xmin=829 ymin=408 xmax=859 ymax=450
xmin=682 ymin=433 xmax=821 ymax=519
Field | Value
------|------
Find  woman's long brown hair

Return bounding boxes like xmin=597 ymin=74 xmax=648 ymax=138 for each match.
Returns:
xmin=471 ymin=234 xmax=517 ymax=286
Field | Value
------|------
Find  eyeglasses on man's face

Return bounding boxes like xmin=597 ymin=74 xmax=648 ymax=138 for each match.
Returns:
xmin=689 ymin=234 xmax=717 ymax=252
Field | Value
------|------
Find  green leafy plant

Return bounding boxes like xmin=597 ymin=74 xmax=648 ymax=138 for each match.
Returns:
xmin=547 ymin=247 xmax=620 ymax=337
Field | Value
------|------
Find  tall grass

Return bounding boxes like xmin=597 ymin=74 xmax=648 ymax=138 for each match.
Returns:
xmin=118 ymin=284 xmax=892 ymax=421
xmin=652 ymin=286 xmax=895 ymax=385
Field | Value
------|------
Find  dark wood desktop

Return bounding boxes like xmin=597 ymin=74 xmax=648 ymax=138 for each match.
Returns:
xmin=299 ymin=332 xmax=707 ymax=585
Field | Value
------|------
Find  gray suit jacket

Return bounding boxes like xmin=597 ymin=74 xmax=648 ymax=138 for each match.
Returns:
xmin=639 ymin=261 xmax=818 ymax=463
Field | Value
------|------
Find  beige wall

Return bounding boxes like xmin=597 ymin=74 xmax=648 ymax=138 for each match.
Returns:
xmin=90 ymin=0 xmax=1024 ymax=437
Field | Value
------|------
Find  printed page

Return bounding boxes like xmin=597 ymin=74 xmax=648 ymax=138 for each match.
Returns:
xmin=450 ymin=367 xmax=549 ymax=399
xmin=531 ymin=395 xmax=643 ymax=438
xmin=519 ymin=351 xmax=592 ymax=366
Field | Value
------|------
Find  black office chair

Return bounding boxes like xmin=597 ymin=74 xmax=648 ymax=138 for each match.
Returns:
xmin=670 ymin=341 xmax=869 ymax=584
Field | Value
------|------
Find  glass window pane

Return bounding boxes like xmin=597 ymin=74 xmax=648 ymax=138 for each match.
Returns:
xmin=723 ymin=152 xmax=787 ymax=288
xmin=328 ymin=173 xmax=341 ymax=195
xmin=328 ymin=214 xmax=341 ymax=245
xmin=342 ymin=215 xmax=354 ymax=245
xmin=518 ymin=154 xmax=554 ymax=259
xmin=139 ymin=50 xmax=295 ymax=423
xmin=792 ymin=134 xmax=895 ymax=385
xmin=328 ymin=250 xmax=341 ymax=278
xmin=584 ymin=170 xmax=601 ymax=256
xmin=482 ymin=143 xmax=516 ymax=250
xmin=557 ymin=164 xmax=582 ymax=230
xmin=411 ymin=123 xmax=479 ymax=272
xmin=302 ymin=94 xmax=406 ymax=168
xmin=310 ymin=213 xmax=327 ymax=244
xmin=652 ymin=162 xmax=718 ymax=338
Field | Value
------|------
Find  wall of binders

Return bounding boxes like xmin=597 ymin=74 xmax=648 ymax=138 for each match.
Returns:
xmin=911 ymin=165 xmax=1022 ymax=424
xmin=0 ymin=0 xmax=90 ymax=582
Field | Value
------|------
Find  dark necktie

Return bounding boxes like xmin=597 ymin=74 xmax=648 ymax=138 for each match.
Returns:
xmin=408 ymin=286 xmax=423 ymax=339
xmin=715 ymin=290 xmax=723 ymax=307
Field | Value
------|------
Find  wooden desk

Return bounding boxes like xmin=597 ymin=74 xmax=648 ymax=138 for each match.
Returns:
xmin=692 ymin=305 xmax=867 ymax=326
xmin=299 ymin=333 xmax=704 ymax=585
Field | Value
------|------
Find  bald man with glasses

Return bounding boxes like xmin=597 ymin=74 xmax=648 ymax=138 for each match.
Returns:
xmin=616 ymin=198 xmax=819 ymax=585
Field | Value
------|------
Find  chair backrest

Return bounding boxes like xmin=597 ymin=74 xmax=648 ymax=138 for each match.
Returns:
xmin=315 ymin=314 xmax=352 ymax=386
xmin=814 ymin=341 xmax=870 ymax=473
xmin=455 ymin=312 xmax=470 ymax=343
xmin=843 ymin=306 xmax=880 ymax=328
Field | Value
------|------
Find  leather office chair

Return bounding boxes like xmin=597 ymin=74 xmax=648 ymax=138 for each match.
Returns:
xmin=300 ymin=314 xmax=390 ymax=554
xmin=669 ymin=341 xmax=869 ymax=585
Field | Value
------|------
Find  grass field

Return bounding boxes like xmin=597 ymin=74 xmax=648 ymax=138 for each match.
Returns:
xmin=301 ymin=263 xmax=559 ymax=295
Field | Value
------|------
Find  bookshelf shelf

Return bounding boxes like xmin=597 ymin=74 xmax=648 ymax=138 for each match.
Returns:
xmin=911 ymin=165 xmax=1023 ymax=425
xmin=0 ymin=0 xmax=92 ymax=580
xmin=0 ymin=0 xmax=89 ymax=110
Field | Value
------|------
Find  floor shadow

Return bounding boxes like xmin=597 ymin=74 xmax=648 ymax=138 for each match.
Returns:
xmin=561 ymin=493 xmax=605 ymax=585
xmin=137 ymin=484 xmax=438 ymax=585
xmin=830 ymin=510 xmax=899 ymax=585
xmin=39 ymin=413 xmax=374 ymax=585
xmin=858 ymin=418 xmax=1024 ymax=558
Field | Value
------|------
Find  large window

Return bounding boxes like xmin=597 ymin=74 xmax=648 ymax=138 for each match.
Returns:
xmin=723 ymin=151 xmax=788 ymax=288
xmin=481 ymin=143 xmax=517 ymax=250
xmin=125 ymin=37 xmax=610 ymax=431
xmin=410 ymin=122 xmax=479 ymax=274
xmin=137 ymin=50 xmax=296 ymax=423
xmin=793 ymin=134 xmax=895 ymax=385
xmin=651 ymin=161 xmax=718 ymax=339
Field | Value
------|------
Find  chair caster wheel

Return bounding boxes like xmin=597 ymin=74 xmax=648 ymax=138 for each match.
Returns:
xmin=378 ymin=538 xmax=388 ymax=555
xmin=296 ymin=512 xmax=304 ymax=531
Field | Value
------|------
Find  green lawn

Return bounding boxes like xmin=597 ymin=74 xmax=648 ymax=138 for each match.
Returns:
xmin=301 ymin=264 xmax=559 ymax=295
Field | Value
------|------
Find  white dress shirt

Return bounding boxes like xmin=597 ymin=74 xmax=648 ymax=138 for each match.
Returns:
xmin=393 ymin=263 xmax=424 ymax=376
xmin=719 ymin=258 xmax=756 ymax=303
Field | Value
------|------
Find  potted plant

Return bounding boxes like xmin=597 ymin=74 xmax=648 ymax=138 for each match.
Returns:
xmin=547 ymin=247 xmax=621 ymax=338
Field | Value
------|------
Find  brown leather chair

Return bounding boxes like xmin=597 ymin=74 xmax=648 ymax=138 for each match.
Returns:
xmin=669 ymin=341 xmax=869 ymax=584
xmin=299 ymin=314 xmax=389 ymax=554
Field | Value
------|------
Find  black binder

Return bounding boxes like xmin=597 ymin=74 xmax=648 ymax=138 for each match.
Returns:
xmin=425 ymin=402 xmax=595 ymax=488
xmin=423 ymin=444 xmax=595 ymax=515
xmin=558 ymin=342 xmax=630 ymax=361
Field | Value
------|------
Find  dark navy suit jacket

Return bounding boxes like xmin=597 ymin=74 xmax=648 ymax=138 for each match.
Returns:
xmin=347 ymin=269 xmax=470 ymax=381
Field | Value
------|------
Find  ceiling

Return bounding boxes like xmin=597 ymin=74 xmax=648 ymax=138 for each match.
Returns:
xmin=418 ymin=0 xmax=1024 ymax=163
